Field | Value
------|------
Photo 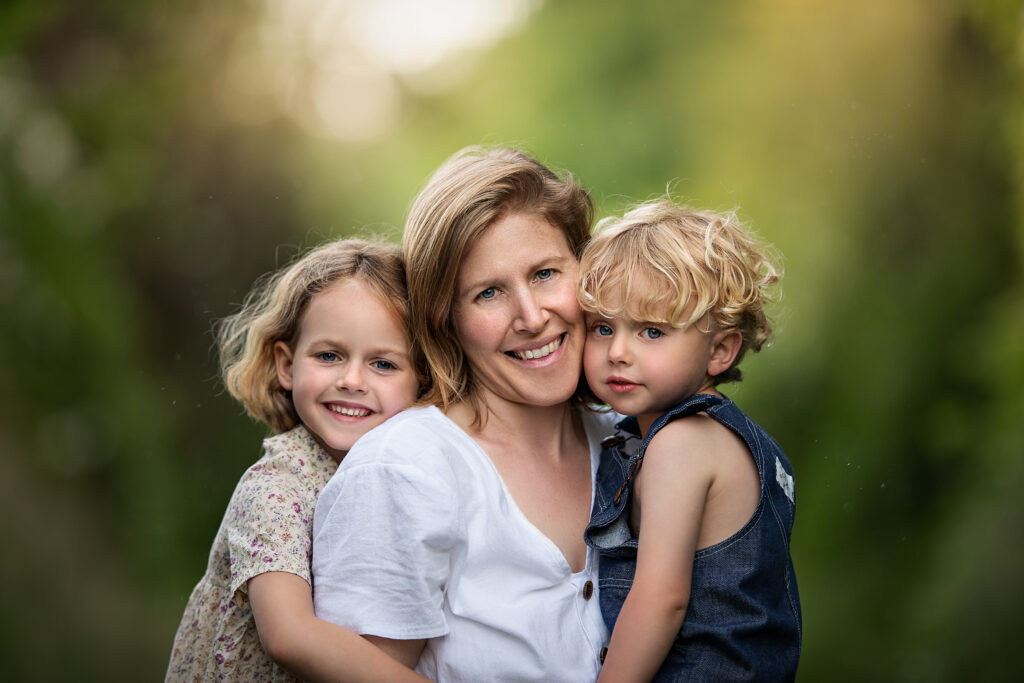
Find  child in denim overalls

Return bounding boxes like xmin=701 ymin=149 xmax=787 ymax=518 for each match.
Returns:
xmin=579 ymin=200 xmax=801 ymax=682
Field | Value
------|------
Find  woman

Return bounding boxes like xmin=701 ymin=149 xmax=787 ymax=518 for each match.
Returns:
xmin=311 ymin=147 xmax=617 ymax=681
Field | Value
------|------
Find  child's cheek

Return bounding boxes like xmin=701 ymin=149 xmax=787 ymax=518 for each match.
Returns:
xmin=581 ymin=340 xmax=604 ymax=391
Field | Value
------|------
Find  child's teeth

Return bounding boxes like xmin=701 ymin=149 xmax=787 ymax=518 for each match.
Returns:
xmin=328 ymin=405 xmax=370 ymax=417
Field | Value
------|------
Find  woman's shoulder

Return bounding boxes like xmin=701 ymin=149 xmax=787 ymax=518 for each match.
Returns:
xmin=314 ymin=406 xmax=466 ymax=536
xmin=338 ymin=405 xmax=466 ymax=471
xmin=372 ymin=404 xmax=450 ymax=431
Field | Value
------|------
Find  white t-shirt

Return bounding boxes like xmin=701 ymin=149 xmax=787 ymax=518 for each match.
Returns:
xmin=312 ymin=405 xmax=616 ymax=683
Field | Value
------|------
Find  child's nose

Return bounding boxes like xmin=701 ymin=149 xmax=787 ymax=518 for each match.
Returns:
xmin=337 ymin=363 xmax=367 ymax=392
xmin=608 ymin=336 xmax=631 ymax=364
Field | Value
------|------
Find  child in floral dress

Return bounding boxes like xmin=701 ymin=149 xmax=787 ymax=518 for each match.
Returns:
xmin=167 ymin=239 xmax=426 ymax=682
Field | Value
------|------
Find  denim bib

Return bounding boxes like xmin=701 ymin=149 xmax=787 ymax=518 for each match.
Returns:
xmin=585 ymin=394 xmax=801 ymax=682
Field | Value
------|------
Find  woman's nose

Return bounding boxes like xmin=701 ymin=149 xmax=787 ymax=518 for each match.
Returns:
xmin=513 ymin=289 xmax=548 ymax=333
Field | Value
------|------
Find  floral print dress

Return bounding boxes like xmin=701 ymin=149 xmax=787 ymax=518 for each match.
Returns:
xmin=166 ymin=425 xmax=337 ymax=682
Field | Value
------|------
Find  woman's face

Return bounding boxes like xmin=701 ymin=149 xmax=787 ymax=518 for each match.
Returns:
xmin=452 ymin=212 xmax=584 ymax=410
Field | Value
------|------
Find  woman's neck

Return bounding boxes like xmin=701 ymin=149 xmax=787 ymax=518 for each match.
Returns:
xmin=446 ymin=395 xmax=584 ymax=463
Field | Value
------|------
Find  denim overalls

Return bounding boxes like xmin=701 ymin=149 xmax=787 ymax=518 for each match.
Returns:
xmin=585 ymin=393 xmax=802 ymax=682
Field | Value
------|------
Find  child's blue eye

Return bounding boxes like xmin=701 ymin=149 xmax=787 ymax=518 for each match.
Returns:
xmin=478 ymin=287 xmax=496 ymax=300
xmin=318 ymin=351 xmax=340 ymax=362
xmin=642 ymin=327 xmax=663 ymax=340
xmin=373 ymin=360 xmax=396 ymax=371
xmin=536 ymin=268 xmax=553 ymax=280
xmin=595 ymin=324 xmax=613 ymax=337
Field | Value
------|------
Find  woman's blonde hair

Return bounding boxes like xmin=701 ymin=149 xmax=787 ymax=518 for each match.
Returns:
xmin=403 ymin=146 xmax=593 ymax=411
xmin=216 ymin=238 xmax=413 ymax=432
xmin=578 ymin=200 xmax=781 ymax=384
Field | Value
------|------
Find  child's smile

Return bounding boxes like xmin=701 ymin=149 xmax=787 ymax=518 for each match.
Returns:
xmin=324 ymin=401 xmax=374 ymax=418
xmin=274 ymin=278 xmax=419 ymax=461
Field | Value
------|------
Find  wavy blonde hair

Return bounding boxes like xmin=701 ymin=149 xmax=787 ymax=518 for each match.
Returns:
xmin=578 ymin=200 xmax=782 ymax=384
xmin=403 ymin=146 xmax=593 ymax=412
xmin=216 ymin=238 xmax=413 ymax=432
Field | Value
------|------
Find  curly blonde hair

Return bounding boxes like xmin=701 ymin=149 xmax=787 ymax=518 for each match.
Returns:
xmin=216 ymin=238 xmax=413 ymax=432
xmin=578 ymin=200 xmax=781 ymax=384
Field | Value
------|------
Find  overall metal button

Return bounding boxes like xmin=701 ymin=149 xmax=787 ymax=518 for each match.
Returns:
xmin=600 ymin=435 xmax=623 ymax=449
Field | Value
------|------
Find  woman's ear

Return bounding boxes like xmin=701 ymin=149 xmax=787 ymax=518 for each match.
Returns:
xmin=273 ymin=341 xmax=295 ymax=391
xmin=707 ymin=329 xmax=742 ymax=378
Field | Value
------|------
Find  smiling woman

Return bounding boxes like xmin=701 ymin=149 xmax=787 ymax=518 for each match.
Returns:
xmin=452 ymin=212 xmax=584 ymax=411
xmin=311 ymin=146 xmax=617 ymax=681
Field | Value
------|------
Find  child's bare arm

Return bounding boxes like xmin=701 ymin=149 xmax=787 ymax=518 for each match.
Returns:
xmin=361 ymin=635 xmax=428 ymax=671
xmin=597 ymin=419 xmax=715 ymax=683
xmin=249 ymin=571 xmax=431 ymax=683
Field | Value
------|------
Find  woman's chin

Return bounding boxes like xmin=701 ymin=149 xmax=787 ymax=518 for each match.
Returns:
xmin=521 ymin=376 xmax=580 ymax=408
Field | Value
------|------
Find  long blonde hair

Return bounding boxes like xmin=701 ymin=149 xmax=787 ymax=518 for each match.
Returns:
xmin=216 ymin=238 xmax=412 ymax=432
xmin=402 ymin=146 xmax=593 ymax=412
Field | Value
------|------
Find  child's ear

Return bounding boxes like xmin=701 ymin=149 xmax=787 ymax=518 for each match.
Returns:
xmin=273 ymin=341 xmax=295 ymax=391
xmin=708 ymin=329 xmax=742 ymax=377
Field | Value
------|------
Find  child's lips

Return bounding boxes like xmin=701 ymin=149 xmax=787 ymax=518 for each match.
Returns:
xmin=606 ymin=377 xmax=640 ymax=393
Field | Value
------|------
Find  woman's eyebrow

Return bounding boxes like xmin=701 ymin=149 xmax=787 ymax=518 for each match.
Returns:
xmin=457 ymin=272 xmax=506 ymax=299
xmin=458 ymin=254 xmax=573 ymax=297
xmin=533 ymin=254 xmax=572 ymax=268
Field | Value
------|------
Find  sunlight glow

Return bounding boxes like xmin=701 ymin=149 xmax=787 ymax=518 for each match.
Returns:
xmin=254 ymin=0 xmax=541 ymax=141
xmin=348 ymin=0 xmax=540 ymax=75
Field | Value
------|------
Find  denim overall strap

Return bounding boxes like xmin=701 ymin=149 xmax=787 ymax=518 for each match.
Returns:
xmin=585 ymin=395 xmax=724 ymax=559
xmin=615 ymin=393 xmax=728 ymax=509
xmin=584 ymin=417 xmax=642 ymax=557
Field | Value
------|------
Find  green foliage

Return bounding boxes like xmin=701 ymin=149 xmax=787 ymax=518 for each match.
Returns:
xmin=1 ymin=0 xmax=1021 ymax=678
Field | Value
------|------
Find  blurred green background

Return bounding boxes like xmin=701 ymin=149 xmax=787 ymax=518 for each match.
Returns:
xmin=2 ymin=0 xmax=1022 ymax=680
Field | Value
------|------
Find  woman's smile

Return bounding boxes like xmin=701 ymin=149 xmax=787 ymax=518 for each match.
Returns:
xmin=507 ymin=333 xmax=566 ymax=362
xmin=454 ymin=212 xmax=584 ymax=408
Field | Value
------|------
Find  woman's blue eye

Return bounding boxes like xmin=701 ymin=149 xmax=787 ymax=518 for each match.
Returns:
xmin=642 ymin=327 xmax=663 ymax=340
xmin=318 ymin=351 xmax=339 ymax=362
xmin=536 ymin=268 xmax=553 ymax=280
xmin=595 ymin=324 xmax=613 ymax=337
xmin=373 ymin=360 xmax=396 ymax=371
xmin=479 ymin=287 xmax=496 ymax=300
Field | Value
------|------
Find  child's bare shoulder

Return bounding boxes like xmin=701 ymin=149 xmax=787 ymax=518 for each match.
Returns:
xmin=646 ymin=411 xmax=749 ymax=467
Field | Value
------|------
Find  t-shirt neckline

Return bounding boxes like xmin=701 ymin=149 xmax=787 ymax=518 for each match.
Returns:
xmin=425 ymin=405 xmax=598 ymax=577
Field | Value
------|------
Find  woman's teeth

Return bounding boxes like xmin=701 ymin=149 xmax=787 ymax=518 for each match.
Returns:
xmin=513 ymin=337 xmax=561 ymax=360
xmin=327 ymin=404 xmax=370 ymax=417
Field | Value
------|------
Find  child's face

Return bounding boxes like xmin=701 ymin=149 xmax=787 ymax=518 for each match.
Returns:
xmin=583 ymin=298 xmax=736 ymax=434
xmin=274 ymin=278 xmax=418 ymax=462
